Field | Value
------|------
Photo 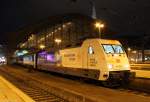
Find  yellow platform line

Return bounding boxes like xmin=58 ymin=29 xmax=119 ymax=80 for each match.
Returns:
xmin=0 ymin=76 xmax=35 ymax=102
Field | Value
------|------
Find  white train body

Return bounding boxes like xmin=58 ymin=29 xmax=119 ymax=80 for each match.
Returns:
xmin=59 ymin=39 xmax=130 ymax=80
xmin=16 ymin=39 xmax=134 ymax=82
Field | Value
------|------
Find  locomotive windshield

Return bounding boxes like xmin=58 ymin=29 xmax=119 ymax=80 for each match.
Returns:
xmin=102 ymin=44 xmax=124 ymax=54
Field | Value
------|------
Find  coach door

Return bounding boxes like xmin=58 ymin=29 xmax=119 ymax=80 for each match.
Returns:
xmin=33 ymin=54 xmax=37 ymax=69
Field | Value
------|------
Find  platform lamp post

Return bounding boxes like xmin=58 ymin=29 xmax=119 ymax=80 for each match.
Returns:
xmin=127 ymin=48 xmax=131 ymax=63
xmin=55 ymin=38 xmax=62 ymax=49
xmin=39 ymin=44 xmax=45 ymax=50
xmin=95 ymin=22 xmax=104 ymax=38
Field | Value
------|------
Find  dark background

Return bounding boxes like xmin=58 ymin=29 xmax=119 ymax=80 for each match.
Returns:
xmin=0 ymin=0 xmax=150 ymax=46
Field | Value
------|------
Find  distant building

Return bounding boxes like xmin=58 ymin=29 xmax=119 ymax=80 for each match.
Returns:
xmin=15 ymin=13 xmax=150 ymax=64
xmin=128 ymin=50 xmax=150 ymax=64
xmin=17 ymin=14 xmax=105 ymax=52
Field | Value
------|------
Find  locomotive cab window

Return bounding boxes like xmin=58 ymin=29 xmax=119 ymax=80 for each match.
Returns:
xmin=102 ymin=45 xmax=114 ymax=54
xmin=112 ymin=45 xmax=124 ymax=54
xmin=102 ymin=44 xmax=124 ymax=54
xmin=88 ymin=46 xmax=94 ymax=54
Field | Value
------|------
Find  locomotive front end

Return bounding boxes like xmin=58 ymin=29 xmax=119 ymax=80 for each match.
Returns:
xmin=100 ymin=40 xmax=135 ymax=85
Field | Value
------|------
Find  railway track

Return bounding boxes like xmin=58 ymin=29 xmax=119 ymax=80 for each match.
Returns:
xmin=0 ymin=68 xmax=68 ymax=102
xmin=0 ymin=65 xmax=149 ymax=102
xmin=118 ymin=89 xmax=149 ymax=97
xmin=79 ymin=78 xmax=150 ymax=96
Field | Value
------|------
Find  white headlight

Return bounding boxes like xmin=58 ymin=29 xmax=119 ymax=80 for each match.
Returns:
xmin=108 ymin=64 xmax=113 ymax=69
xmin=124 ymin=64 xmax=130 ymax=69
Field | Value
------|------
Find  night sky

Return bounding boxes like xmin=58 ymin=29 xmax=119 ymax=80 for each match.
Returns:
xmin=0 ymin=0 xmax=150 ymax=46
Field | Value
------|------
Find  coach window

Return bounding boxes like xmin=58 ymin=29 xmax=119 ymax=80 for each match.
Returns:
xmin=88 ymin=46 xmax=94 ymax=54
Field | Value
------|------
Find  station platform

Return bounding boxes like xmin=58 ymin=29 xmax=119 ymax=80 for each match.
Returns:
xmin=131 ymin=64 xmax=150 ymax=78
xmin=0 ymin=75 xmax=35 ymax=102
xmin=131 ymin=70 xmax=150 ymax=78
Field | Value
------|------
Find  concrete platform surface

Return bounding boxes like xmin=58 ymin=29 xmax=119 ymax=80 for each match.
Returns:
xmin=131 ymin=64 xmax=150 ymax=78
xmin=131 ymin=70 xmax=150 ymax=78
xmin=0 ymin=75 xmax=35 ymax=102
